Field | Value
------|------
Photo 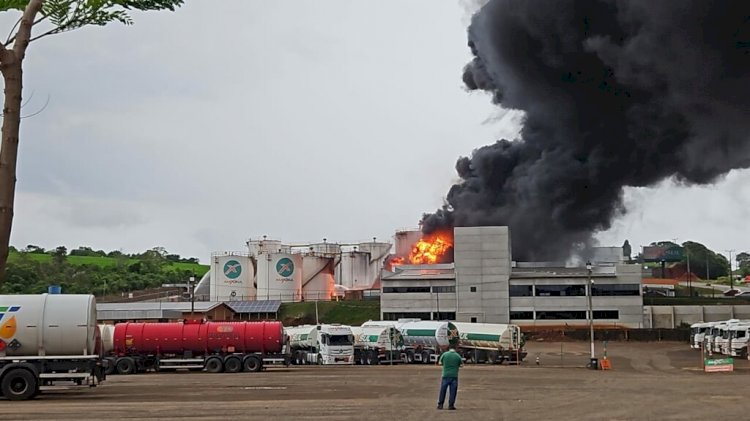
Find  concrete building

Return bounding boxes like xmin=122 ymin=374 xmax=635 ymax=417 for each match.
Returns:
xmin=380 ymin=226 xmax=644 ymax=328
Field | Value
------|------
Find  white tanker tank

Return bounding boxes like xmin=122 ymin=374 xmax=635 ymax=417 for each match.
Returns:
xmin=362 ymin=320 xmax=458 ymax=364
xmin=98 ymin=324 xmax=115 ymax=354
xmin=452 ymin=322 xmax=526 ymax=363
xmin=350 ymin=325 xmax=403 ymax=365
xmin=0 ymin=294 xmax=105 ymax=400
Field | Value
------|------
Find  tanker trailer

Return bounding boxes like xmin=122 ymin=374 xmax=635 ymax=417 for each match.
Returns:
xmin=350 ymin=325 xmax=403 ymax=365
xmin=287 ymin=324 xmax=354 ymax=365
xmin=0 ymin=294 xmax=106 ymax=400
xmin=452 ymin=322 xmax=526 ymax=364
xmin=398 ymin=320 xmax=459 ymax=363
xmin=110 ymin=321 xmax=287 ymax=374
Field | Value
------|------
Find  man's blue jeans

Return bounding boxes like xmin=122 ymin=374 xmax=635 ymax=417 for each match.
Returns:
xmin=438 ymin=376 xmax=458 ymax=407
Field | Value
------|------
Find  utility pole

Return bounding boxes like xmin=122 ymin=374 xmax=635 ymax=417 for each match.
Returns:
xmin=586 ymin=261 xmax=595 ymax=368
xmin=726 ymin=250 xmax=736 ymax=291
xmin=686 ymin=247 xmax=691 ymax=297
xmin=189 ymin=275 xmax=195 ymax=320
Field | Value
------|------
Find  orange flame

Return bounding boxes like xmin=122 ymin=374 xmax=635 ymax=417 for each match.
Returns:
xmin=409 ymin=232 xmax=453 ymax=264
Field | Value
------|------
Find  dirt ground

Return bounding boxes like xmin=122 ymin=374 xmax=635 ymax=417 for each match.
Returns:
xmin=3 ymin=341 xmax=747 ymax=420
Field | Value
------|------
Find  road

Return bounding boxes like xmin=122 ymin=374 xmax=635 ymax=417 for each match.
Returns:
xmin=2 ymin=341 xmax=748 ymax=420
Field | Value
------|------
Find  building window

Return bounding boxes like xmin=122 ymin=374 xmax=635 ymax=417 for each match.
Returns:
xmin=383 ymin=312 xmax=430 ymax=321
xmin=536 ymin=311 xmax=587 ymax=320
xmin=432 ymin=312 xmax=456 ymax=320
xmin=509 ymin=311 xmax=534 ymax=320
xmin=592 ymin=310 xmax=619 ymax=319
xmin=591 ymin=284 xmax=641 ymax=296
xmin=470 ymin=287 xmax=477 ymax=292
xmin=509 ymin=285 xmax=533 ymax=296
xmin=383 ymin=286 xmax=431 ymax=293
xmin=535 ymin=285 xmax=586 ymax=297
xmin=470 ymin=317 xmax=477 ymax=323
xmin=432 ymin=286 xmax=456 ymax=293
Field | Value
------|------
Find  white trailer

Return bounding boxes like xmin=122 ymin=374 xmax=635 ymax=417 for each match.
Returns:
xmin=452 ymin=322 xmax=526 ymax=363
xmin=350 ymin=325 xmax=403 ymax=365
xmin=287 ymin=324 xmax=354 ymax=365
xmin=0 ymin=294 xmax=106 ymax=400
xmin=363 ymin=320 xmax=458 ymax=364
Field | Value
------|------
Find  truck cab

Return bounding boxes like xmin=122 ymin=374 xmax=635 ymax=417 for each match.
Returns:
xmin=690 ymin=322 xmax=715 ymax=350
xmin=317 ymin=324 xmax=355 ymax=365
xmin=727 ymin=324 xmax=750 ymax=357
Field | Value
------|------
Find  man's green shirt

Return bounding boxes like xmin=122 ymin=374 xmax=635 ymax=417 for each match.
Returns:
xmin=439 ymin=350 xmax=462 ymax=378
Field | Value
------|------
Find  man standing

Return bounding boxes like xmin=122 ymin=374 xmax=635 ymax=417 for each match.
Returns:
xmin=437 ymin=345 xmax=463 ymax=410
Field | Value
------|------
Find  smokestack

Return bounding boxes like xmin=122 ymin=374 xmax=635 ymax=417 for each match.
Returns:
xmin=422 ymin=0 xmax=750 ymax=261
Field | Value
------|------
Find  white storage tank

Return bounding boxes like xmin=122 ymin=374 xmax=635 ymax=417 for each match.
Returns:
xmin=0 ymin=294 xmax=98 ymax=356
xmin=395 ymin=230 xmax=422 ymax=257
xmin=302 ymin=255 xmax=335 ymax=301
xmin=247 ymin=238 xmax=291 ymax=256
xmin=210 ymin=254 xmax=256 ymax=301
xmin=311 ymin=241 xmax=341 ymax=255
xmin=337 ymin=250 xmax=370 ymax=289
xmin=256 ymin=253 xmax=303 ymax=302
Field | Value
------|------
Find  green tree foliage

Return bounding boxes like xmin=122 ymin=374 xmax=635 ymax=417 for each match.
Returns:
xmin=738 ymin=252 xmax=750 ymax=277
xmin=681 ymin=241 xmax=729 ymax=279
xmin=0 ymin=246 xmax=204 ymax=295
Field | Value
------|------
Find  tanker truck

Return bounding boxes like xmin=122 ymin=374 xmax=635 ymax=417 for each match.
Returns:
xmin=350 ymin=325 xmax=403 ymax=365
xmin=106 ymin=321 xmax=288 ymax=374
xmin=362 ymin=320 xmax=459 ymax=364
xmin=452 ymin=322 xmax=526 ymax=363
xmin=0 ymin=294 xmax=106 ymax=400
xmin=286 ymin=324 xmax=354 ymax=365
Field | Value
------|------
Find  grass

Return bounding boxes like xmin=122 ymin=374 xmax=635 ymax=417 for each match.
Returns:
xmin=279 ymin=300 xmax=381 ymax=326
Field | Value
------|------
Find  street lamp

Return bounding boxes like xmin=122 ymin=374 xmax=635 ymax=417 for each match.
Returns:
xmin=189 ymin=275 xmax=196 ymax=319
xmin=586 ymin=261 xmax=596 ymax=368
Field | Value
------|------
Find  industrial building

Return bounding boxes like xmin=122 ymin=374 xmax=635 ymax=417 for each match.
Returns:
xmin=381 ymin=226 xmax=644 ymax=328
xmin=194 ymin=237 xmax=390 ymax=303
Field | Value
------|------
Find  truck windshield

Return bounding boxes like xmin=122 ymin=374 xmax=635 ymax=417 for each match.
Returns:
xmin=328 ymin=334 xmax=353 ymax=346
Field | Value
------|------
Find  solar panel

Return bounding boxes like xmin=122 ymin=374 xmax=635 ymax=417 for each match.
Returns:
xmin=226 ymin=300 xmax=281 ymax=314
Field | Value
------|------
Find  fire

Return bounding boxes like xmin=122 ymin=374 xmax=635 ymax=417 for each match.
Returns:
xmin=409 ymin=232 xmax=453 ymax=264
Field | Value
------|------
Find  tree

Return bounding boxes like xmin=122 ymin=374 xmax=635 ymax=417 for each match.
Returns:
xmin=51 ymin=245 xmax=66 ymax=265
xmin=622 ymin=240 xmax=632 ymax=261
xmin=0 ymin=0 xmax=183 ymax=283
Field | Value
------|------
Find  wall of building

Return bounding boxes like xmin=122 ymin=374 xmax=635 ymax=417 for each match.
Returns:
xmin=379 ymin=278 xmax=456 ymax=320
xmin=644 ymin=305 xmax=750 ymax=328
xmin=453 ymin=226 xmax=512 ymax=324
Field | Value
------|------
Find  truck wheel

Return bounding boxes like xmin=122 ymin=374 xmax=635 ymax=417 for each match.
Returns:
xmin=116 ymin=357 xmax=136 ymax=375
xmin=367 ymin=351 xmax=379 ymax=365
xmin=406 ymin=350 xmax=415 ymax=364
xmin=317 ymin=354 xmax=323 ymax=365
xmin=224 ymin=356 xmax=242 ymax=373
xmin=205 ymin=357 xmax=224 ymax=373
xmin=488 ymin=352 xmax=499 ymax=364
xmin=1 ymin=368 xmax=38 ymax=401
xmin=104 ymin=357 xmax=116 ymax=375
xmin=243 ymin=356 xmax=262 ymax=373
xmin=421 ymin=351 xmax=431 ymax=364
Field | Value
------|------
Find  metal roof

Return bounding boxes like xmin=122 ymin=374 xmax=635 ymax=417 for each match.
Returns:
xmin=96 ymin=302 xmax=225 ymax=312
xmin=225 ymin=300 xmax=281 ymax=314
xmin=97 ymin=309 xmax=184 ymax=321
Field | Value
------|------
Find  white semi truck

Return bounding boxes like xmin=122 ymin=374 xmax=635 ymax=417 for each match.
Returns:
xmin=453 ymin=322 xmax=526 ymax=363
xmin=689 ymin=322 xmax=718 ymax=350
xmin=727 ymin=323 xmax=750 ymax=357
xmin=286 ymin=324 xmax=354 ymax=365
xmin=350 ymin=325 xmax=403 ymax=365
xmin=0 ymin=294 xmax=106 ymax=400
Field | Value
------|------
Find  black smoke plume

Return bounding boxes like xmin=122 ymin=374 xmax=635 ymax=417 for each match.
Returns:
xmin=422 ymin=0 xmax=750 ymax=261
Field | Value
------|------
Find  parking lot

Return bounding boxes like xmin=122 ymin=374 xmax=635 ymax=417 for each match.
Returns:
xmin=3 ymin=341 xmax=748 ymax=420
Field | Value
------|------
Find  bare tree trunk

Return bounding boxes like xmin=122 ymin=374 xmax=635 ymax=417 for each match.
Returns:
xmin=0 ymin=60 xmax=22 ymax=280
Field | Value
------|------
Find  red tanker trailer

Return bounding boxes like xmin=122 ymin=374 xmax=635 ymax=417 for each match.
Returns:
xmin=104 ymin=321 xmax=289 ymax=374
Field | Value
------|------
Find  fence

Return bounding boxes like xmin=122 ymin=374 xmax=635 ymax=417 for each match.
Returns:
xmin=525 ymin=328 xmax=690 ymax=343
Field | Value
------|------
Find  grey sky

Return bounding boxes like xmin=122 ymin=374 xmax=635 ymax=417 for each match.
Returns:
xmin=4 ymin=1 xmax=749 ymax=263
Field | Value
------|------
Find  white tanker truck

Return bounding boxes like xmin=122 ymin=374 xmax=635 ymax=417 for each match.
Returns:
xmin=350 ymin=325 xmax=403 ymax=365
xmin=362 ymin=320 xmax=459 ymax=363
xmin=286 ymin=324 xmax=354 ymax=365
xmin=453 ymin=322 xmax=526 ymax=363
xmin=0 ymin=294 xmax=106 ymax=400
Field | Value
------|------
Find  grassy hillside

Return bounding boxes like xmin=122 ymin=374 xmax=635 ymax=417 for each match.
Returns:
xmin=279 ymin=300 xmax=381 ymax=326
xmin=7 ymin=251 xmax=209 ymax=276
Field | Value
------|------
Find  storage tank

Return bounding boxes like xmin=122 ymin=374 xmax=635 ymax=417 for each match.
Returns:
xmin=398 ymin=320 xmax=459 ymax=350
xmin=112 ymin=321 xmax=284 ymax=356
xmin=395 ymin=230 xmax=422 ymax=257
xmin=256 ymin=253 xmax=302 ymax=302
xmin=451 ymin=322 xmax=521 ymax=350
xmin=336 ymin=242 xmax=390 ymax=289
xmin=311 ymin=242 xmax=341 ymax=255
xmin=247 ymin=238 xmax=291 ymax=256
xmin=0 ymin=294 xmax=98 ymax=356
xmin=98 ymin=324 xmax=115 ymax=354
xmin=302 ymin=255 xmax=335 ymax=301
xmin=210 ymin=254 xmax=256 ymax=301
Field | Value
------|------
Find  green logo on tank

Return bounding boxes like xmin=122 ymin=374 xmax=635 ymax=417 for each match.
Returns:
xmin=223 ymin=260 xmax=242 ymax=279
xmin=276 ymin=257 xmax=294 ymax=277
xmin=447 ymin=322 xmax=460 ymax=346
